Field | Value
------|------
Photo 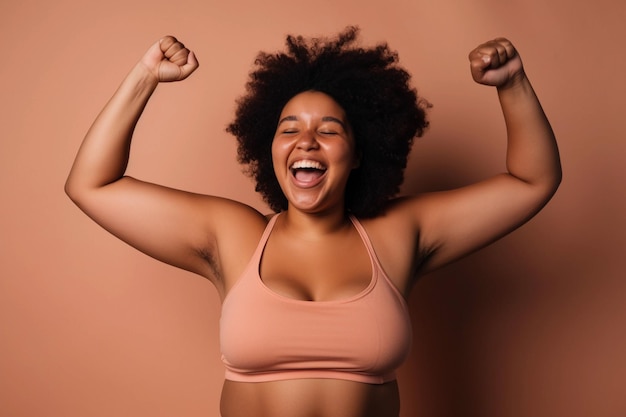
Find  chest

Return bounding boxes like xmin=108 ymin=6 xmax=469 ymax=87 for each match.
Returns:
xmin=260 ymin=230 xmax=372 ymax=302
xmin=220 ymin=234 xmax=413 ymax=382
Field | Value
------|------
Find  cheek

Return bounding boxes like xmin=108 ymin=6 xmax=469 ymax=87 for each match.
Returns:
xmin=332 ymin=143 xmax=358 ymax=166
xmin=270 ymin=141 xmax=287 ymax=177
xmin=271 ymin=137 xmax=295 ymax=163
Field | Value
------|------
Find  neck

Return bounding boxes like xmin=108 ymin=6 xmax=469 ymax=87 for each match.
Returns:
xmin=278 ymin=207 xmax=353 ymax=239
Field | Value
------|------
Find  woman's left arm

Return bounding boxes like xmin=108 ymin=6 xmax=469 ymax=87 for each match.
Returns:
xmin=482 ymin=38 xmax=562 ymax=196
xmin=409 ymin=38 xmax=562 ymax=274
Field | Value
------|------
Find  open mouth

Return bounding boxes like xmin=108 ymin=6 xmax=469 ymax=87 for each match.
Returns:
xmin=290 ymin=160 xmax=327 ymax=183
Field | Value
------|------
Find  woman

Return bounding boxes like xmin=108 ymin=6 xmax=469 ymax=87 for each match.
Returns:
xmin=65 ymin=27 xmax=561 ymax=417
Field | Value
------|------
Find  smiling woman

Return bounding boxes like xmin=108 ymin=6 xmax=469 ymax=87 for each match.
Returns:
xmin=65 ymin=26 xmax=560 ymax=417
xmin=228 ymin=27 xmax=429 ymax=218
xmin=271 ymin=91 xmax=360 ymax=213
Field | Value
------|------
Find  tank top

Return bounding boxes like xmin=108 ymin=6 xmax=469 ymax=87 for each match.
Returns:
xmin=219 ymin=213 xmax=412 ymax=384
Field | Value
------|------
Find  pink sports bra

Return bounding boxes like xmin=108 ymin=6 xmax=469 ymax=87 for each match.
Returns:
xmin=219 ymin=213 xmax=412 ymax=384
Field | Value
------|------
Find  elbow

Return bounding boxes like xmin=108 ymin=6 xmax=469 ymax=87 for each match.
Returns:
xmin=541 ymin=167 xmax=562 ymax=203
xmin=550 ymin=160 xmax=563 ymax=195
xmin=64 ymin=175 xmax=129 ymax=207
xmin=64 ymin=173 xmax=91 ymax=207
xmin=550 ymin=146 xmax=563 ymax=194
xmin=515 ymin=167 xmax=562 ymax=208
xmin=64 ymin=177 xmax=81 ymax=205
xmin=554 ymin=169 xmax=563 ymax=191
xmin=525 ymin=157 xmax=563 ymax=201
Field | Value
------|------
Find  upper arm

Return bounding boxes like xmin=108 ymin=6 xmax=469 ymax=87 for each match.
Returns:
xmin=66 ymin=175 xmax=264 ymax=281
xmin=409 ymin=172 xmax=559 ymax=274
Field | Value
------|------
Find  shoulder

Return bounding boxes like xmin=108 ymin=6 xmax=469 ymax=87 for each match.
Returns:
xmin=355 ymin=197 xmax=433 ymax=295
xmin=199 ymin=199 xmax=273 ymax=293
xmin=358 ymin=195 xmax=430 ymax=233
xmin=170 ymin=193 xmax=269 ymax=282
xmin=195 ymin=196 xmax=271 ymax=254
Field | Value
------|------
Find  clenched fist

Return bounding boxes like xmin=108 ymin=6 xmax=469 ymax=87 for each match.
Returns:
xmin=140 ymin=36 xmax=199 ymax=83
xmin=469 ymin=38 xmax=524 ymax=89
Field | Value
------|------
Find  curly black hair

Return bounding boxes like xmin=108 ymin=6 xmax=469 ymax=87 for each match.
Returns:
xmin=226 ymin=26 xmax=430 ymax=218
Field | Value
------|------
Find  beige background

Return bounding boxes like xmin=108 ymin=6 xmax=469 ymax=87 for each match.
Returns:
xmin=1 ymin=0 xmax=625 ymax=416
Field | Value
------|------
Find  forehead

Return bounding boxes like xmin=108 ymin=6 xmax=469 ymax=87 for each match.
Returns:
xmin=280 ymin=91 xmax=347 ymax=119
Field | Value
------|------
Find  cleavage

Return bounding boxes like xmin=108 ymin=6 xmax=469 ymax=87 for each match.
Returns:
xmin=259 ymin=228 xmax=372 ymax=302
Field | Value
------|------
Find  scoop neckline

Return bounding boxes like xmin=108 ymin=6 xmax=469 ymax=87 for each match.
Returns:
xmin=256 ymin=213 xmax=377 ymax=304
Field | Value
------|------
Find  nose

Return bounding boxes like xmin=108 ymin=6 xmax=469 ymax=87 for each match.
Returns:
xmin=296 ymin=130 xmax=319 ymax=151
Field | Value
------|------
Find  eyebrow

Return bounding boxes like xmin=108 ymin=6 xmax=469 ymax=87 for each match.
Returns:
xmin=277 ymin=115 xmax=347 ymax=130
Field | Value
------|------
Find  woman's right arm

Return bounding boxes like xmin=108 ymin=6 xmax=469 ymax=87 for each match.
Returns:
xmin=65 ymin=36 xmax=261 ymax=283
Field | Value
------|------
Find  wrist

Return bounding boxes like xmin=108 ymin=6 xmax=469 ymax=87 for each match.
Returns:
xmin=128 ymin=62 xmax=160 ymax=91
xmin=496 ymin=70 xmax=528 ymax=93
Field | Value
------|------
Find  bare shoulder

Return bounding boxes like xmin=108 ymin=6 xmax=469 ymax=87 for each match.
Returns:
xmin=365 ymin=173 xmax=554 ymax=276
xmin=199 ymin=195 xmax=270 ymax=230
xmin=358 ymin=195 xmax=429 ymax=239
xmin=197 ymin=197 xmax=271 ymax=294
xmin=356 ymin=197 xmax=429 ymax=295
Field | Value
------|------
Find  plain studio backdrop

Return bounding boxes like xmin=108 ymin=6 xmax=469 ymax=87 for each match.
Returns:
xmin=1 ymin=0 xmax=624 ymax=416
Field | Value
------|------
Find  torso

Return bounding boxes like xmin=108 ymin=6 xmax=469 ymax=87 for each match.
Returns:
xmin=215 ymin=207 xmax=421 ymax=417
xmin=220 ymin=379 xmax=401 ymax=417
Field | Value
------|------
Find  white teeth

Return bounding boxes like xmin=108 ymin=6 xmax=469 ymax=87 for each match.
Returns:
xmin=290 ymin=160 xmax=325 ymax=170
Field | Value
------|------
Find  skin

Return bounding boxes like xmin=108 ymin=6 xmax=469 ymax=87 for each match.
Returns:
xmin=65 ymin=35 xmax=561 ymax=417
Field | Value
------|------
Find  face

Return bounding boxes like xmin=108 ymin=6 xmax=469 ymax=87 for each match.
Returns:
xmin=271 ymin=91 xmax=359 ymax=214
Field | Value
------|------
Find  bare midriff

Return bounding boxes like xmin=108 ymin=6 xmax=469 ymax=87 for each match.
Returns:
xmin=220 ymin=379 xmax=400 ymax=417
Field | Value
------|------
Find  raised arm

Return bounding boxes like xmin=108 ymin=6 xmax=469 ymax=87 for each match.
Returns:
xmin=65 ymin=36 xmax=198 ymax=192
xmin=65 ymin=37 xmax=262 ymax=283
xmin=473 ymin=38 xmax=562 ymax=194
xmin=408 ymin=38 xmax=562 ymax=274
